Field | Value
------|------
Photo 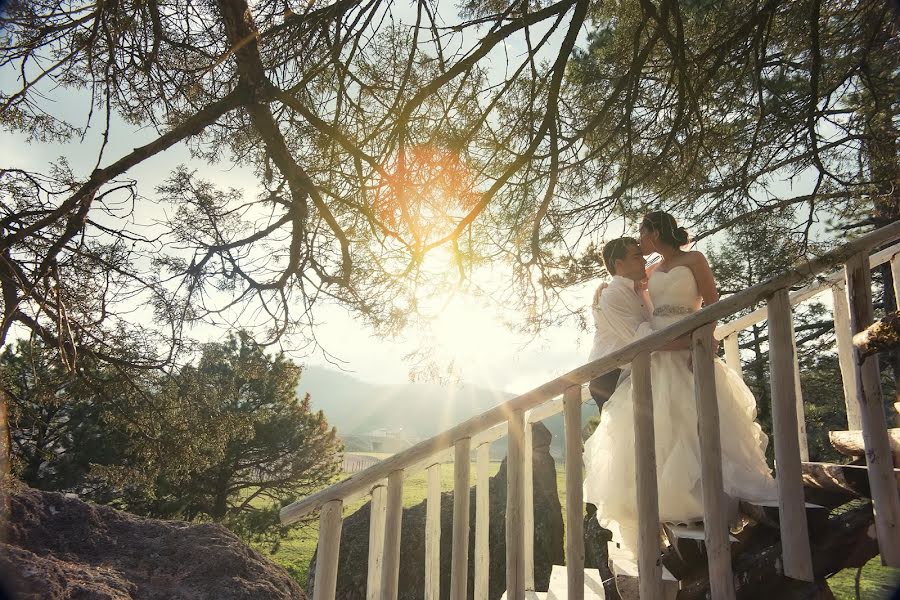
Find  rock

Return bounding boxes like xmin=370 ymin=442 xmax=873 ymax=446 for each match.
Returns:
xmin=583 ymin=503 xmax=619 ymax=600
xmin=307 ymin=422 xmax=564 ymax=599
xmin=0 ymin=485 xmax=305 ymax=600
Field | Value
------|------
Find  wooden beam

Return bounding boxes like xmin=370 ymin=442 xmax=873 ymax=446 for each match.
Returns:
xmin=829 ymin=429 xmax=900 ymax=457
xmin=474 ymin=443 xmax=490 ymax=600
xmin=564 ymin=385 xmax=585 ymax=600
xmin=767 ymin=288 xmax=814 ymax=581
xmin=451 ymin=438 xmax=471 ymax=600
xmin=523 ymin=421 xmax=535 ymax=591
xmin=789 ymin=319 xmax=809 ymax=462
xmin=692 ymin=323 xmax=736 ymax=600
xmin=425 ymin=466 xmax=441 ymax=600
xmin=846 ymin=252 xmax=900 ymax=566
xmin=723 ymin=333 xmax=743 ymax=381
xmin=631 ymin=352 xmax=664 ymax=599
xmin=312 ymin=499 xmax=343 ymax=600
xmin=366 ymin=484 xmax=387 ymax=600
xmin=833 ymin=282 xmax=863 ymax=430
xmin=506 ymin=409 xmax=525 ymax=599
xmin=852 ymin=310 xmax=900 ymax=360
xmin=380 ymin=470 xmax=404 ymax=600
xmin=714 ymin=240 xmax=900 ymax=340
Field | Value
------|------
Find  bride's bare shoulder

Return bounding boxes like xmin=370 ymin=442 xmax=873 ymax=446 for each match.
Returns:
xmin=684 ymin=250 xmax=711 ymax=267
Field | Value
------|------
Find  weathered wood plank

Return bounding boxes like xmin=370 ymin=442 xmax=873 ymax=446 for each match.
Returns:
xmin=723 ymin=333 xmax=743 ymax=381
xmin=692 ymin=323 xmax=736 ymax=600
xmin=380 ymin=470 xmax=404 ymax=600
xmin=631 ymin=352 xmax=663 ymax=599
xmin=789 ymin=319 xmax=809 ymax=462
xmin=768 ymin=288 xmax=814 ymax=581
xmin=366 ymin=484 xmax=387 ymax=600
xmin=312 ymin=499 xmax=343 ymax=600
xmin=829 ymin=429 xmax=900 ymax=457
xmin=506 ymin=409 xmax=525 ymax=599
xmin=475 ymin=443 xmax=490 ymax=600
xmin=451 ymin=438 xmax=471 ymax=600
xmin=425 ymin=466 xmax=441 ymax=600
xmin=846 ymin=253 xmax=900 ymax=566
xmin=833 ymin=282 xmax=863 ymax=430
xmin=523 ymin=421 xmax=535 ymax=591
xmin=563 ymin=385 xmax=585 ymax=600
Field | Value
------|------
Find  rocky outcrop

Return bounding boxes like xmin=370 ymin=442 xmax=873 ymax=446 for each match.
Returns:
xmin=0 ymin=484 xmax=305 ymax=600
xmin=307 ymin=422 xmax=564 ymax=599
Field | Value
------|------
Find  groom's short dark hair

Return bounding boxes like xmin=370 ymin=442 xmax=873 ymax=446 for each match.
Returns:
xmin=602 ymin=237 xmax=639 ymax=275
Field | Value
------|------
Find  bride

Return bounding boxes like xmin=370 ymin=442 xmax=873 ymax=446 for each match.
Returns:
xmin=582 ymin=211 xmax=777 ymax=560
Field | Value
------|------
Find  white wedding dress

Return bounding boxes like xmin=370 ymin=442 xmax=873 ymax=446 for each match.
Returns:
xmin=582 ymin=265 xmax=777 ymax=558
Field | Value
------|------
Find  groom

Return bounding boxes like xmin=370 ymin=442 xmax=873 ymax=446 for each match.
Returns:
xmin=588 ymin=237 xmax=652 ymax=411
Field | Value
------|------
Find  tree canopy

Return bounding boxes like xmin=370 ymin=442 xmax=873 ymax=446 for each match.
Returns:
xmin=3 ymin=331 xmax=341 ymax=541
xmin=0 ymin=0 xmax=897 ymax=363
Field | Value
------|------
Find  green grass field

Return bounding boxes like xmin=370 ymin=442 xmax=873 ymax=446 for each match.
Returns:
xmin=256 ymin=461 xmax=898 ymax=597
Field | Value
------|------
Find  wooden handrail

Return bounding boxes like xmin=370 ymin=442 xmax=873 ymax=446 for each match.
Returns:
xmin=280 ymin=220 xmax=900 ymax=525
xmin=715 ymin=240 xmax=900 ymax=339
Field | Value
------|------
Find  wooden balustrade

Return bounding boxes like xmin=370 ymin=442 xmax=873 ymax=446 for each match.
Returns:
xmin=692 ymin=323 xmax=736 ymax=600
xmin=312 ymin=499 xmax=343 ymax=600
xmin=523 ymin=419 xmax=536 ymax=591
xmin=475 ymin=443 xmax=490 ymax=600
xmin=631 ymin=352 xmax=663 ymax=598
xmin=768 ymin=289 xmax=814 ymax=581
xmin=278 ymin=222 xmax=900 ymax=599
xmin=451 ymin=438 xmax=471 ymax=600
xmin=506 ymin=409 xmax=526 ymax=598
xmin=367 ymin=483 xmax=387 ymax=600
xmin=380 ymin=470 xmax=404 ymax=600
xmin=832 ymin=282 xmax=863 ymax=430
xmin=564 ymin=385 xmax=585 ymax=600
xmin=845 ymin=253 xmax=900 ymax=566
xmin=723 ymin=333 xmax=743 ymax=381
xmin=425 ymin=465 xmax=441 ymax=600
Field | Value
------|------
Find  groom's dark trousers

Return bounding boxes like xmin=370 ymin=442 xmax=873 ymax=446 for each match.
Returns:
xmin=589 ymin=369 xmax=622 ymax=413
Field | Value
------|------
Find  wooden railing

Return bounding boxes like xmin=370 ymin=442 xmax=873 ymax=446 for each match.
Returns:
xmin=282 ymin=222 xmax=900 ymax=600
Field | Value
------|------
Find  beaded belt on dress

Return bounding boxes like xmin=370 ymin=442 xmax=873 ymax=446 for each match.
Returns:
xmin=653 ymin=304 xmax=693 ymax=317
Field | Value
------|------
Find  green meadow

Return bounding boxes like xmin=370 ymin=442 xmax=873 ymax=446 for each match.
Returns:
xmin=258 ymin=459 xmax=898 ymax=598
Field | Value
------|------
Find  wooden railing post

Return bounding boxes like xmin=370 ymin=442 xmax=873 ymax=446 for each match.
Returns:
xmin=846 ymin=253 xmax=900 ymax=566
xmin=724 ymin=333 xmax=743 ymax=381
xmin=564 ymin=385 xmax=585 ymax=600
xmin=692 ymin=323 xmax=736 ymax=600
xmin=475 ymin=443 xmax=490 ymax=600
xmin=312 ymin=499 xmax=343 ymax=600
xmin=632 ymin=352 xmax=663 ymax=598
xmin=832 ymin=282 xmax=863 ymax=430
xmin=506 ymin=409 xmax=525 ymax=599
xmin=425 ymin=465 xmax=441 ymax=600
xmin=523 ymin=418 xmax=535 ymax=591
xmin=768 ymin=288 xmax=814 ymax=581
xmin=367 ymin=483 xmax=387 ymax=600
xmin=380 ymin=469 xmax=404 ymax=600
xmin=451 ymin=438 xmax=472 ymax=600
xmin=789 ymin=319 xmax=810 ymax=462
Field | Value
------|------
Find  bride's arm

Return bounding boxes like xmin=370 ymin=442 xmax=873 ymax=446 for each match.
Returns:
xmin=689 ymin=251 xmax=720 ymax=353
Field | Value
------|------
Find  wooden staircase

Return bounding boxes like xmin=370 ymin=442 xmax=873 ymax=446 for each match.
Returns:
xmin=280 ymin=222 xmax=900 ymax=600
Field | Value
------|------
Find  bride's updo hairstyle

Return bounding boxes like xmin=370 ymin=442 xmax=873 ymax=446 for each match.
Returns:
xmin=641 ymin=211 xmax=689 ymax=248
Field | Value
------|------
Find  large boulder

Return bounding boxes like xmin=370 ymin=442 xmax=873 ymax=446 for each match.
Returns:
xmin=307 ymin=422 xmax=564 ymax=599
xmin=0 ymin=484 xmax=305 ymax=600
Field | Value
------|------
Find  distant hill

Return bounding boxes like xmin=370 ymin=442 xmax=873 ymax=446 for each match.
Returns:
xmin=297 ymin=366 xmax=597 ymax=459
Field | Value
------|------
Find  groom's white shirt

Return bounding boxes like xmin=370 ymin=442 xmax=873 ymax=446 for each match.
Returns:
xmin=589 ymin=275 xmax=653 ymax=362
